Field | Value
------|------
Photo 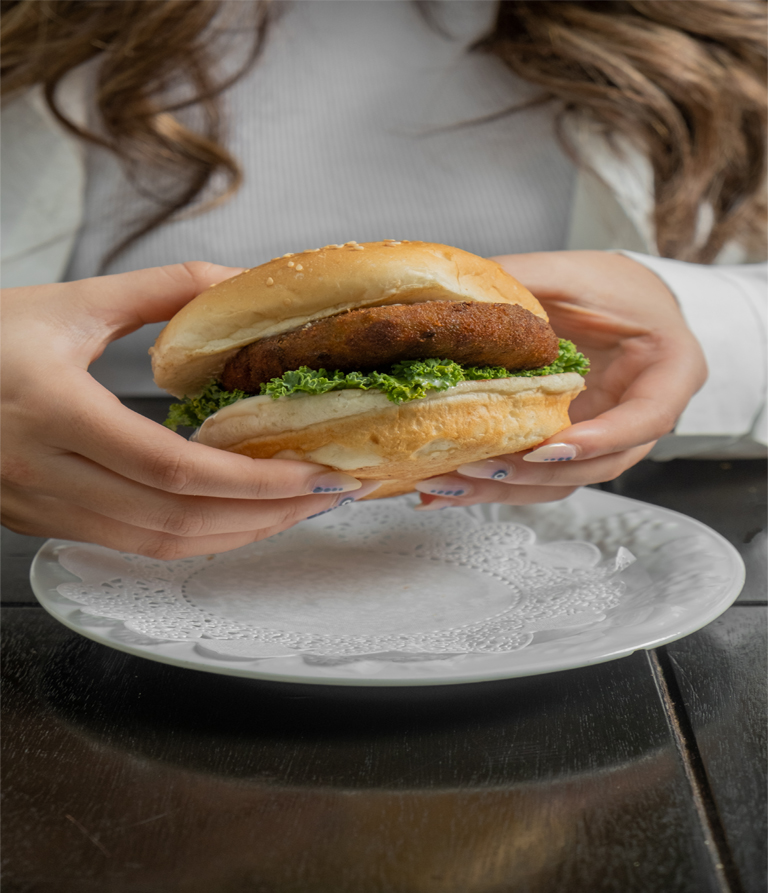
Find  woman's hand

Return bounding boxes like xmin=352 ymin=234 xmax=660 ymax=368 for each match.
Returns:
xmin=415 ymin=250 xmax=707 ymax=509
xmin=1 ymin=263 xmax=378 ymax=558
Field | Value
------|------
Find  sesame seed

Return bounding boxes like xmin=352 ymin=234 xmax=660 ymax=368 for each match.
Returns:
xmin=345 ymin=241 xmax=358 ymax=246
xmin=282 ymin=252 xmax=294 ymax=258
xmin=354 ymin=245 xmax=365 ymax=250
xmin=295 ymin=264 xmax=303 ymax=271
xmin=266 ymin=277 xmax=274 ymax=286
xmin=287 ymin=261 xmax=295 ymax=267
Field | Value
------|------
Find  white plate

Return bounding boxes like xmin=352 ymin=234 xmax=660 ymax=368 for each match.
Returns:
xmin=30 ymin=489 xmax=745 ymax=687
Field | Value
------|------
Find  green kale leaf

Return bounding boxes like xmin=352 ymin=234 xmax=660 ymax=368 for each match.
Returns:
xmin=260 ymin=340 xmax=588 ymax=403
xmin=164 ymin=382 xmax=248 ymax=431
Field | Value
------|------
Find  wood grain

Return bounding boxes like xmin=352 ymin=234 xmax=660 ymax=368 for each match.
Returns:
xmin=2 ymin=608 xmax=725 ymax=893
xmin=663 ymin=608 xmax=768 ymax=893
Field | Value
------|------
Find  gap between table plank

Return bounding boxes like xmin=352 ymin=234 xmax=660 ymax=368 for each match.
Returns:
xmin=648 ymin=647 xmax=744 ymax=893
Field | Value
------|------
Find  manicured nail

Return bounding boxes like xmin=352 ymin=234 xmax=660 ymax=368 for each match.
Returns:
xmin=308 ymin=472 xmax=362 ymax=494
xmin=306 ymin=481 xmax=382 ymax=518
xmin=413 ymin=497 xmax=459 ymax=512
xmin=455 ymin=458 xmax=515 ymax=481
xmin=337 ymin=480 xmax=382 ymax=502
xmin=524 ymin=443 xmax=581 ymax=463
xmin=413 ymin=477 xmax=474 ymax=498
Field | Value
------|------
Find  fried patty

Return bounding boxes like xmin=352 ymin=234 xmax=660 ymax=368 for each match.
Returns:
xmin=220 ymin=301 xmax=560 ymax=394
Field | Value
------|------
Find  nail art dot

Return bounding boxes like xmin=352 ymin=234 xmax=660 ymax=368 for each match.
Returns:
xmin=491 ymin=470 xmax=508 ymax=480
xmin=338 ymin=497 xmax=355 ymax=506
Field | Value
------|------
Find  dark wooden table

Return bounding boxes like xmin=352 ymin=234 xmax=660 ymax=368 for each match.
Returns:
xmin=2 ymin=399 xmax=766 ymax=893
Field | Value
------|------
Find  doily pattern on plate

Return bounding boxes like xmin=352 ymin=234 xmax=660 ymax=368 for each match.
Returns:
xmin=55 ymin=499 xmax=635 ymax=660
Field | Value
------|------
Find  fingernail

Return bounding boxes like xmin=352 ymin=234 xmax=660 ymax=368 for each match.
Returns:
xmin=335 ymin=480 xmax=382 ymax=503
xmin=413 ymin=477 xmax=474 ymax=498
xmin=413 ymin=497 xmax=459 ymax=512
xmin=308 ymin=472 xmax=362 ymax=495
xmin=455 ymin=458 xmax=515 ymax=481
xmin=306 ymin=481 xmax=382 ymax=519
xmin=524 ymin=443 xmax=581 ymax=463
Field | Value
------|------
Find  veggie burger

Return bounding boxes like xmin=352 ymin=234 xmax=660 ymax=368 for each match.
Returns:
xmin=152 ymin=241 xmax=589 ymax=498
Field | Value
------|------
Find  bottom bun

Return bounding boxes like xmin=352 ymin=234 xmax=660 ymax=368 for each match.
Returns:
xmin=196 ymin=373 xmax=585 ymax=495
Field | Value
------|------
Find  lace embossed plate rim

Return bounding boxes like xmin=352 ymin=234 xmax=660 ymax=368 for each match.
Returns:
xmin=29 ymin=489 xmax=746 ymax=687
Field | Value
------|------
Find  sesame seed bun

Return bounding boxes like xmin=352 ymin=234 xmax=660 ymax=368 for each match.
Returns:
xmin=152 ymin=241 xmax=586 ymax=497
xmin=151 ymin=240 xmax=548 ymax=398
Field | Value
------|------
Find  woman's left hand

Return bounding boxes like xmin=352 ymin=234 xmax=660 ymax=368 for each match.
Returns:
xmin=415 ymin=250 xmax=707 ymax=510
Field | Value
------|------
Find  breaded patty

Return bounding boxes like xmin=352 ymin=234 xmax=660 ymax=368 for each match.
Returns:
xmin=220 ymin=301 xmax=560 ymax=393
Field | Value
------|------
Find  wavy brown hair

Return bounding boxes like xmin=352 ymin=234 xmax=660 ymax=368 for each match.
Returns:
xmin=2 ymin=0 xmax=766 ymax=265
xmin=476 ymin=0 xmax=767 ymax=262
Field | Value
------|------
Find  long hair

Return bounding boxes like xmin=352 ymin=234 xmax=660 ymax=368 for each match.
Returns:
xmin=476 ymin=1 xmax=767 ymax=262
xmin=2 ymin=0 xmax=765 ymax=265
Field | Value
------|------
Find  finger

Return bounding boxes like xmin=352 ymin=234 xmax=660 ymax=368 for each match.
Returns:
xmin=426 ymin=444 xmax=654 ymax=497
xmin=73 ymin=261 xmax=247 ymax=337
xmin=414 ymin=484 xmax=578 ymax=511
xmin=41 ymin=375 xmax=364 ymax=499
xmin=4 ymin=481 xmax=381 ymax=560
xmin=491 ymin=250 xmax=666 ymax=311
xmin=3 ymin=492 xmax=308 ymax=560
xmin=14 ymin=452 xmax=381 ymax=537
xmin=530 ymin=337 xmax=704 ymax=461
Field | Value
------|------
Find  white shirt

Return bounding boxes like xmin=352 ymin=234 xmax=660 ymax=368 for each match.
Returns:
xmin=1 ymin=0 xmax=765 ymax=458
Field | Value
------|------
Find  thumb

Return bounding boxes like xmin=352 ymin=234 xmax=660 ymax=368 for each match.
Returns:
xmin=73 ymin=261 xmax=246 ymax=339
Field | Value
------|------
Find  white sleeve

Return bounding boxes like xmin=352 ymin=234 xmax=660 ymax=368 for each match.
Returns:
xmin=621 ymin=252 xmax=767 ymax=460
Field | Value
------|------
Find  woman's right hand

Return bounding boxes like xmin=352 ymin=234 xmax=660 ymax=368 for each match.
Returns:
xmin=1 ymin=263 xmax=378 ymax=559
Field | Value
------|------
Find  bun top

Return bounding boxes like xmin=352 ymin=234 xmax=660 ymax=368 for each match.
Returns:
xmin=151 ymin=240 xmax=548 ymax=397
